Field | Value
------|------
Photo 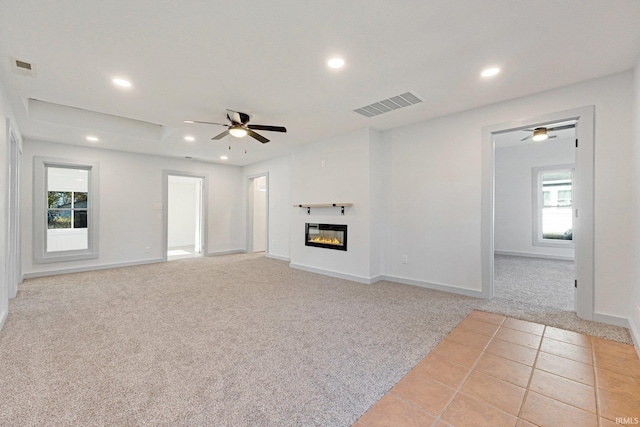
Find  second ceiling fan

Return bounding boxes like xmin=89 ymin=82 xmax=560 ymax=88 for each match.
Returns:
xmin=185 ymin=110 xmax=286 ymax=143
xmin=520 ymin=123 xmax=575 ymax=142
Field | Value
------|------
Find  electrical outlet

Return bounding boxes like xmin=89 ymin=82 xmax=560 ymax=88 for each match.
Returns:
xmin=145 ymin=246 xmax=150 ymax=254
xmin=321 ymin=160 xmax=326 ymax=168
xmin=402 ymin=255 xmax=408 ymax=264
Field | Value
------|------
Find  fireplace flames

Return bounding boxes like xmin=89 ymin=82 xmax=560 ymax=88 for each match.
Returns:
xmin=310 ymin=236 xmax=342 ymax=245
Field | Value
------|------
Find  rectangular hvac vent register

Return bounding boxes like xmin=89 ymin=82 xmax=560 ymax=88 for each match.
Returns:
xmin=353 ymin=91 xmax=423 ymax=118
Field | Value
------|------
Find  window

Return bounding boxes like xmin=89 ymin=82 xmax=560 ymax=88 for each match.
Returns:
xmin=34 ymin=158 xmax=99 ymax=263
xmin=532 ymin=165 xmax=574 ymax=247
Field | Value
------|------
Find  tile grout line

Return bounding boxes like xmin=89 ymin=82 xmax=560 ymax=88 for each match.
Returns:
xmin=515 ymin=324 xmax=547 ymax=424
xmin=356 ymin=313 xmax=504 ymax=427
xmin=430 ymin=314 xmax=508 ymax=426
xmin=592 ymin=336 xmax=602 ymax=427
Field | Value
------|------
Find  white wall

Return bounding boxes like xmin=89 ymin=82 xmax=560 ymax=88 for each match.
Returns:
xmin=243 ymin=154 xmax=291 ymax=260
xmin=630 ymin=57 xmax=640 ymax=349
xmin=5 ymin=69 xmax=637 ymax=331
xmin=22 ymin=140 xmax=244 ymax=276
xmin=385 ymin=71 xmax=634 ymax=317
xmin=290 ymin=128 xmax=374 ymax=281
xmin=495 ymin=137 xmax=575 ymax=259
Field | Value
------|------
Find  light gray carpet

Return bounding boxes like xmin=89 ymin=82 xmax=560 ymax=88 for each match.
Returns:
xmin=0 ymin=254 xmax=632 ymax=426
xmin=494 ymin=254 xmax=574 ymax=311
xmin=476 ymin=255 xmax=631 ymax=343
xmin=1 ymin=254 xmax=480 ymax=426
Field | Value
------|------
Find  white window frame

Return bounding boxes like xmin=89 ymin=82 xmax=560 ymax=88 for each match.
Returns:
xmin=33 ymin=157 xmax=99 ymax=263
xmin=532 ymin=164 xmax=575 ymax=249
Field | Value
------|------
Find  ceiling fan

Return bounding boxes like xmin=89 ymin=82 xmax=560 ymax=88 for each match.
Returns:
xmin=184 ymin=110 xmax=286 ymax=143
xmin=520 ymin=123 xmax=575 ymax=142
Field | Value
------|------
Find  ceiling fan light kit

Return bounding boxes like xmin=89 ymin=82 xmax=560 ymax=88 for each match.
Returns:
xmin=532 ymin=127 xmax=548 ymax=141
xmin=229 ymin=126 xmax=248 ymax=138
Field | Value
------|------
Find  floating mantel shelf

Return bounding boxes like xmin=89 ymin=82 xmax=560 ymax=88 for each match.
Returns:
xmin=294 ymin=203 xmax=353 ymax=215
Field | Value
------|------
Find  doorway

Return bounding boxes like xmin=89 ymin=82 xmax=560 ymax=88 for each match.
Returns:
xmin=247 ymin=174 xmax=268 ymax=254
xmin=165 ymin=174 xmax=206 ymax=261
xmin=493 ymin=123 xmax=576 ymax=311
xmin=481 ymin=106 xmax=595 ymax=320
xmin=7 ymin=120 xmax=22 ymax=298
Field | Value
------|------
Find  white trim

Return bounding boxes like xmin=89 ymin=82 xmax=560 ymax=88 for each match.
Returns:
xmin=246 ymin=172 xmax=269 ymax=255
xmin=7 ymin=118 xmax=22 ymax=298
xmin=23 ymin=258 xmax=164 ymax=279
xmin=0 ymin=309 xmax=7 ymax=331
xmin=628 ymin=317 xmax=640 ymax=359
xmin=289 ymin=262 xmax=374 ymax=284
xmin=482 ymin=105 xmax=595 ymax=319
xmin=382 ymin=275 xmax=485 ymax=298
xmin=33 ymin=157 xmax=100 ymax=263
xmin=162 ymin=171 xmax=208 ymax=262
xmin=591 ymin=312 xmax=631 ymax=329
xmin=266 ymin=253 xmax=290 ymax=262
xmin=531 ymin=164 xmax=575 ymax=249
xmin=494 ymin=250 xmax=574 ymax=261
xmin=205 ymin=249 xmax=245 ymax=257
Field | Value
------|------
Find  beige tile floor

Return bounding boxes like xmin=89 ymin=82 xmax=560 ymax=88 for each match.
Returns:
xmin=353 ymin=310 xmax=640 ymax=427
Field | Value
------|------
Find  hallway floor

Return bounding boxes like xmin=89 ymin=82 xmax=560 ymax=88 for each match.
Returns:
xmin=353 ymin=310 xmax=640 ymax=426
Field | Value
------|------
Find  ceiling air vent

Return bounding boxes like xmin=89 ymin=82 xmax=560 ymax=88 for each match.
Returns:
xmin=353 ymin=91 xmax=423 ymax=118
xmin=11 ymin=58 xmax=37 ymax=77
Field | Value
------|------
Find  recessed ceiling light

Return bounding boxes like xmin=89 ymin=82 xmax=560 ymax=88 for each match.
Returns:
xmin=86 ymin=136 xmax=99 ymax=142
xmin=184 ymin=136 xmax=195 ymax=142
xmin=328 ymin=58 xmax=345 ymax=69
xmin=112 ymin=78 xmax=132 ymax=88
xmin=220 ymin=156 xmax=228 ymax=160
xmin=481 ymin=67 xmax=500 ymax=78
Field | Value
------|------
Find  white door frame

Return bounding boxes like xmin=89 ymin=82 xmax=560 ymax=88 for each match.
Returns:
xmin=481 ymin=106 xmax=595 ymax=320
xmin=246 ymin=172 xmax=269 ymax=254
xmin=162 ymin=171 xmax=208 ymax=261
xmin=6 ymin=119 xmax=22 ymax=298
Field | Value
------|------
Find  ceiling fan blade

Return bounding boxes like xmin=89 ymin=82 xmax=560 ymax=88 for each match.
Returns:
xmin=212 ymin=130 xmax=230 ymax=140
xmin=186 ymin=120 xmax=228 ymax=126
xmin=247 ymin=129 xmax=269 ymax=143
xmin=247 ymin=124 xmax=287 ymax=133
xmin=547 ymin=124 xmax=576 ymax=132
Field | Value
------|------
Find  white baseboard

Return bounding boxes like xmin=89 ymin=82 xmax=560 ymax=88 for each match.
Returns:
xmin=382 ymin=274 xmax=485 ymax=298
xmin=494 ymin=250 xmax=574 ymax=261
xmin=23 ymin=258 xmax=164 ymax=279
xmin=266 ymin=253 xmax=290 ymax=262
xmin=289 ymin=263 xmax=375 ymax=284
xmin=205 ymin=249 xmax=246 ymax=257
xmin=592 ymin=312 xmax=631 ymax=329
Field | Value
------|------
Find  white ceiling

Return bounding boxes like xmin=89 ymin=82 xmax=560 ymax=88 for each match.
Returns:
xmin=1 ymin=1 xmax=639 ymax=166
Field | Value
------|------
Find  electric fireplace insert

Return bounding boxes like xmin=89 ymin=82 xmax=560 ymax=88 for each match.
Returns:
xmin=305 ymin=223 xmax=347 ymax=251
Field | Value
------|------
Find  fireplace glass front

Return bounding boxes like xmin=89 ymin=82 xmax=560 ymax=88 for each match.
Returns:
xmin=305 ymin=223 xmax=347 ymax=251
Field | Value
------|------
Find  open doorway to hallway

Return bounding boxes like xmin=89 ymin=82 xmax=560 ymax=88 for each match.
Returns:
xmin=167 ymin=175 xmax=204 ymax=260
xmin=247 ymin=174 xmax=268 ymax=254
xmin=492 ymin=122 xmax=576 ymax=311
